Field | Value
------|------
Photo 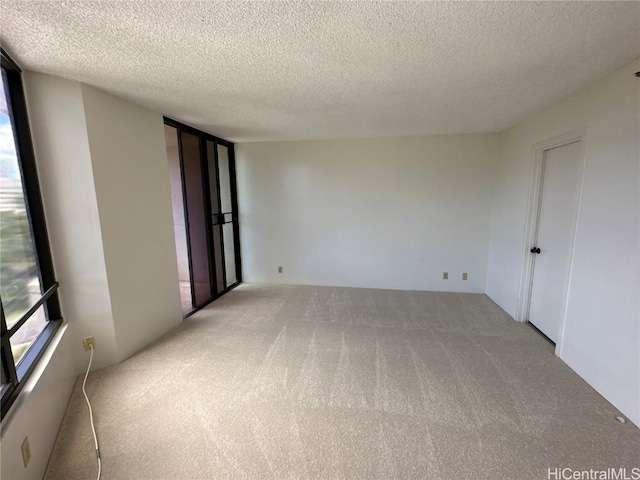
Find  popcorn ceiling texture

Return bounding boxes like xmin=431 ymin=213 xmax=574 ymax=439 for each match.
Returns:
xmin=1 ymin=1 xmax=638 ymax=142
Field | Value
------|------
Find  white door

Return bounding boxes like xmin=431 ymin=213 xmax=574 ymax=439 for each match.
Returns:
xmin=528 ymin=141 xmax=582 ymax=342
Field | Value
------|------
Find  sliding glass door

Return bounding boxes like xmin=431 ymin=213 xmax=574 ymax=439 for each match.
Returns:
xmin=209 ymin=142 xmax=240 ymax=291
xmin=164 ymin=120 xmax=241 ymax=316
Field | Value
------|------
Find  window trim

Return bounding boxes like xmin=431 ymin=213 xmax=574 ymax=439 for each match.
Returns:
xmin=1 ymin=48 xmax=63 ymax=419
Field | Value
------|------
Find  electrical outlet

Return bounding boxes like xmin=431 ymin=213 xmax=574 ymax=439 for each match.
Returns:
xmin=462 ymin=272 xmax=468 ymax=281
xmin=82 ymin=336 xmax=96 ymax=351
xmin=278 ymin=266 xmax=283 ymax=273
xmin=443 ymin=272 xmax=449 ymax=280
xmin=21 ymin=436 xmax=31 ymax=468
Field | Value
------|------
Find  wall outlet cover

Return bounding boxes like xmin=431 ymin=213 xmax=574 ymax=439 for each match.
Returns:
xmin=82 ymin=336 xmax=96 ymax=351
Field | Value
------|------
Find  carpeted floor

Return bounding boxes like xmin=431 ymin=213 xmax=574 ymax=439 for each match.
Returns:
xmin=45 ymin=284 xmax=639 ymax=479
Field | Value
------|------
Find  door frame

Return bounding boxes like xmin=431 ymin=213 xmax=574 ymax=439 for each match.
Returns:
xmin=164 ymin=117 xmax=243 ymax=318
xmin=516 ymin=128 xmax=587 ymax=355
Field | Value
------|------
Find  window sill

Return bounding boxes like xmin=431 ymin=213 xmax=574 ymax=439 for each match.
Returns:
xmin=0 ymin=322 xmax=68 ymax=430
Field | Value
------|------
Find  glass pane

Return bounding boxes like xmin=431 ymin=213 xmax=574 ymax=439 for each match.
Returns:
xmin=207 ymin=141 xmax=219 ymax=215
xmin=1 ymin=362 xmax=7 ymax=388
xmin=223 ymin=223 xmax=237 ymax=286
xmin=0 ymin=70 xmax=44 ymax=328
xmin=180 ymin=132 xmax=212 ymax=306
xmin=164 ymin=126 xmax=192 ymax=314
xmin=10 ymin=305 xmax=46 ymax=366
xmin=217 ymin=145 xmax=232 ymax=213
xmin=213 ymin=225 xmax=225 ymax=294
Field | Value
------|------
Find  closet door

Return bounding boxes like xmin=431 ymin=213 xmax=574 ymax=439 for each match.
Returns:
xmin=165 ymin=119 xmax=241 ymax=316
xmin=206 ymin=140 xmax=225 ymax=295
xmin=164 ymin=126 xmax=192 ymax=313
xmin=180 ymin=132 xmax=213 ymax=307
xmin=207 ymin=141 xmax=240 ymax=293
xmin=528 ymin=141 xmax=582 ymax=342
xmin=217 ymin=144 xmax=239 ymax=287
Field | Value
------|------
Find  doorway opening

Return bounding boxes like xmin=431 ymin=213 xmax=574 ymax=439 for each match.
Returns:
xmin=164 ymin=118 xmax=242 ymax=317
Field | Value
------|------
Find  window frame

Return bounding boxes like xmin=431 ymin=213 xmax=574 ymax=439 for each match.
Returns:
xmin=1 ymin=48 xmax=62 ymax=419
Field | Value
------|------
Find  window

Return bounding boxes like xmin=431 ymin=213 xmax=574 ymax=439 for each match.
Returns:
xmin=1 ymin=49 xmax=62 ymax=418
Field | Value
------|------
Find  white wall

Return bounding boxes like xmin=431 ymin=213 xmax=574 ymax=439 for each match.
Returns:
xmin=0 ymin=72 xmax=118 ymax=480
xmin=81 ymin=85 xmax=183 ymax=362
xmin=0 ymin=326 xmax=76 ymax=480
xmin=22 ymin=76 xmax=183 ymax=369
xmin=237 ymin=135 xmax=499 ymax=292
xmin=0 ymin=73 xmax=185 ymax=479
xmin=23 ymin=73 xmax=118 ymax=371
xmin=486 ymin=60 xmax=640 ymax=425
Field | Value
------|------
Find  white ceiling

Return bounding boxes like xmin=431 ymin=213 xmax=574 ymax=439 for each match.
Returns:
xmin=1 ymin=1 xmax=638 ymax=143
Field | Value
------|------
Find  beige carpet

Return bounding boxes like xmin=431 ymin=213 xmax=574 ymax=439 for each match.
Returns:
xmin=45 ymin=284 xmax=639 ymax=480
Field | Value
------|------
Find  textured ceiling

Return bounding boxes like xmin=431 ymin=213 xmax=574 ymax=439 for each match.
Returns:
xmin=1 ymin=1 xmax=639 ymax=142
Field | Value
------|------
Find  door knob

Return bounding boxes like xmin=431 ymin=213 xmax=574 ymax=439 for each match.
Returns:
xmin=530 ymin=247 xmax=541 ymax=254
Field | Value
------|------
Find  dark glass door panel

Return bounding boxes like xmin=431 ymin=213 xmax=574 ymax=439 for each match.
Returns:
xmin=206 ymin=141 xmax=220 ymax=216
xmin=222 ymin=223 xmax=237 ymax=285
xmin=207 ymin=139 xmax=225 ymax=295
xmin=164 ymin=126 xmax=192 ymax=314
xmin=216 ymin=144 xmax=239 ymax=287
xmin=217 ymin=145 xmax=232 ymax=214
xmin=212 ymin=225 xmax=225 ymax=294
xmin=164 ymin=118 xmax=241 ymax=317
xmin=180 ymin=132 xmax=212 ymax=306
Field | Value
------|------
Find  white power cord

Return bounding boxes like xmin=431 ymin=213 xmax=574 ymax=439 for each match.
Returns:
xmin=82 ymin=344 xmax=101 ymax=480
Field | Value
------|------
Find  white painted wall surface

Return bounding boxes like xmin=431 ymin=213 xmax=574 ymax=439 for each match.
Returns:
xmin=81 ymin=85 xmax=183 ymax=363
xmin=22 ymin=73 xmax=118 ymax=371
xmin=237 ymin=135 xmax=499 ymax=292
xmin=0 ymin=74 xmax=185 ymax=477
xmin=0 ymin=326 xmax=76 ymax=480
xmin=0 ymin=72 xmax=118 ymax=480
xmin=486 ymin=60 xmax=640 ymax=425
